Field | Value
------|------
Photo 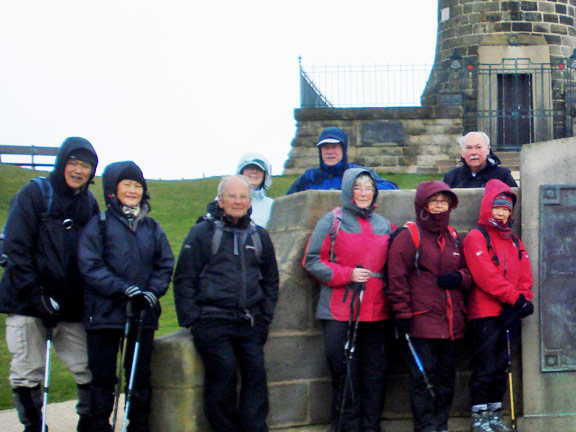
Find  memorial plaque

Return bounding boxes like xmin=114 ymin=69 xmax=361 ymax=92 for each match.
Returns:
xmin=361 ymin=122 xmax=403 ymax=144
xmin=540 ymin=185 xmax=576 ymax=372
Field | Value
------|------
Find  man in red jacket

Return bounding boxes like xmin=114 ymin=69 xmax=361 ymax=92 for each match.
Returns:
xmin=463 ymin=179 xmax=534 ymax=432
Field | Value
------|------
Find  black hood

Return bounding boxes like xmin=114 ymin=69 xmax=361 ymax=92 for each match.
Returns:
xmin=50 ymin=137 xmax=98 ymax=194
xmin=102 ymin=161 xmax=149 ymax=210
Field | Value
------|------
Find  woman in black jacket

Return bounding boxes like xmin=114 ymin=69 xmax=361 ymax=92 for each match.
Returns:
xmin=78 ymin=161 xmax=174 ymax=432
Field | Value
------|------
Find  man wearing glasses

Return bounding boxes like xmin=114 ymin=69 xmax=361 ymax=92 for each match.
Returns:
xmin=174 ymin=174 xmax=279 ymax=432
xmin=0 ymin=137 xmax=99 ymax=431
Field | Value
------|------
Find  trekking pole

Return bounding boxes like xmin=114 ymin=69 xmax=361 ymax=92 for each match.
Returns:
xmin=112 ymin=303 xmax=133 ymax=431
xmin=41 ymin=327 xmax=54 ymax=432
xmin=506 ymin=328 xmax=517 ymax=431
xmin=405 ymin=333 xmax=435 ymax=399
xmin=121 ymin=309 xmax=146 ymax=432
xmin=336 ymin=277 xmax=365 ymax=432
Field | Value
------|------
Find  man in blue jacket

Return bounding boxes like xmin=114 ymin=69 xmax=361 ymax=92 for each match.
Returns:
xmin=286 ymin=126 xmax=398 ymax=194
xmin=0 ymin=137 xmax=99 ymax=432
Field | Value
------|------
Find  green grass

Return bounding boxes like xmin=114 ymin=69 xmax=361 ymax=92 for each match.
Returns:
xmin=0 ymin=164 xmax=440 ymax=410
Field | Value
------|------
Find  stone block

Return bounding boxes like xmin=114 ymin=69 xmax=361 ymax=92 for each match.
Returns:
xmin=269 ymin=382 xmax=311 ymax=427
xmin=309 ymin=380 xmax=332 ymax=424
xmin=151 ymin=330 xmax=204 ymax=388
xmin=150 ymin=387 xmax=208 ymax=432
xmin=265 ymin=333 xmax=329 ymax=382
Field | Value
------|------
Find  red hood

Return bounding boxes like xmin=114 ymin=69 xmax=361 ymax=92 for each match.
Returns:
xmin=478 ymin=179 xmax=517 ymax=228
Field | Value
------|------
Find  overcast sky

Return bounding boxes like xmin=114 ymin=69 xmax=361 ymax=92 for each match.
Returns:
xmin=0 ymin=1 xmax=438 ymax=180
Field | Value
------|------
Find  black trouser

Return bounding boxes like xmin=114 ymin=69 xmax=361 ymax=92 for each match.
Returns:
xmin=87 ymin=328 xmax=155 ymax=432
xmin=323 ymin=320 xmax=392 ymax=432
xmin=191 ymin=317 xmax=270 ymax=432
xmin=469 ymin=317 xmax=513 ymax=406
xmin=404 ymin=338 xmax=456 ymax=432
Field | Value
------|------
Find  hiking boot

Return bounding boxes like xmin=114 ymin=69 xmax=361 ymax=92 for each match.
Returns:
xmin=488 ymin=410 xmax=510 ymax=432
xmin=471 ymin=410 xmax=494 ymax=432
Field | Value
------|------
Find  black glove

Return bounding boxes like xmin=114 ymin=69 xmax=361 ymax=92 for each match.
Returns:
xmin=437 ymin=271 xmax=463 ymax=290
xmin=125 ymin=286 xmax=149 ymax=311
xmin=514 ymin=294 xmax=534 ymax=319
xmin=395 ymin=318 xmax=412 ymax=338
xmin=31 ymin=294 xmax=60 ymax=328
xmin=143 ymin=291 xmax=159 ymax=309
xmin=498 ymin=305 xmax=518 ymax=327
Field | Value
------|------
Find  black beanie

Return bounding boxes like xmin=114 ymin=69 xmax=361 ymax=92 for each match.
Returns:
xmin=117 ymin=164 xmax=147 ymax=194
xmin=69 ymin=148 xmax=97 ymax=167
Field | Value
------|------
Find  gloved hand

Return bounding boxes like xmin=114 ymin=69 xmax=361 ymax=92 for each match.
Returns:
xmin=143 ymin=291 xmax=159 ymax=309
xmin=125 ymin=286 xmax=148 ymax=311
xmin=514 ymin=294 xmax=534 ymax=319
xmin=498 ymin=305 xmax=518 ymax=327
xmin=395 ymin=318 xmax=412 ymax=338
xmin=437 ymin=271 xmax=463 ymax=290
xmin=31 ymin=294 xmax=60 ymax=328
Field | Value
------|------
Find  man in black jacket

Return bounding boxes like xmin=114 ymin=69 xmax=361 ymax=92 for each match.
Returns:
xmin=174 ymin=175 xmax=279 ymax=432
xmin=443 ymin=131 xmax=518 ymax=188
xmin=0 ymin=137 xmax=99 ymax=432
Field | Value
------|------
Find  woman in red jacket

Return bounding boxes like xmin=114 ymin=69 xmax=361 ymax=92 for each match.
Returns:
xmin=304 ymin=167 xmax=395 ymax=432
xmin=388 ymin=181 xmax=471 ymax=432
xmin=463 ymin=179 xmax=534 ymax=432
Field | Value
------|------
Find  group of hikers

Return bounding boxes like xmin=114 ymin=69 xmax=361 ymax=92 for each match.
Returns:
xmin=0 ymin=127 xmax=530 ymax=432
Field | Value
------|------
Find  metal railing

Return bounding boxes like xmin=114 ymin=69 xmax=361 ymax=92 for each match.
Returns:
xmin=299 ymin=59 xmax=433 ymax=108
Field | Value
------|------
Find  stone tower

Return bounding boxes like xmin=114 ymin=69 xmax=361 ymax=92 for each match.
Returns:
xmin=422 ymin=0 xmax=576 ymax=148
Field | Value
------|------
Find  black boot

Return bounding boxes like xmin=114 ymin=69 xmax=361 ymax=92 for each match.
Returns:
xmin=76 ymin=383 xmax=92 ymax=432
xmin=13 ymin=386 xmax=44 ymax=432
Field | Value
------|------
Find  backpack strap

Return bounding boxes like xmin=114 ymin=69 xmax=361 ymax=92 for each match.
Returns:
xmin=447 ymin=225 xmax=459 ymax=249
xmin=510 ymin=234 xmax=523 ymax=260
xmin=329 ymin=207 xmax=343 ymax=262
xmin=248 ymin=221 xmax=262 ymax=261
xmin=406 ymin=222 xmax=421 ymax=273
xmin=474 ymin=225 xmax=500 ymax=266
xmin=31 ymin=177 xmax=53 ymax=219
xmin=211 ymin=219 xmax=262 ymax=261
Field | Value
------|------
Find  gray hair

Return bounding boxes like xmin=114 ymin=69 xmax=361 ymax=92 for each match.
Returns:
xmin=457 ymin=131 xmax=491 ymax=149
xmin=217 ymin=175 xmax=252 ymax=200
xmin=354 ymin=173 xmax=376 ymax=188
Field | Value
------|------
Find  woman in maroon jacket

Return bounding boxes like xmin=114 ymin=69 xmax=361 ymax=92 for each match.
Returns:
xmin=463 ymin=179 xmax=534 ymax=432
xmin=388 ymin=181 xmax=471 ymax=432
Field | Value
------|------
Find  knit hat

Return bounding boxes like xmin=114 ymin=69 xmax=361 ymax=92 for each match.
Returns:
xmin=493 ymin=193 xmax=514 ymax=211
xmin=117 ymin=163 xmax=147 ymax=194
xmin=69 ymin=148 xmax=97 ymax=167
xmin=316 ymin=127 xmax=348 ymax=147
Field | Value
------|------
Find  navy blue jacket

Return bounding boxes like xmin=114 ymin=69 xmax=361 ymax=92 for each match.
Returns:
xmin=78 ymin=162 xmax=174 ymax=330
xmin=443 ymin=155 xmax=517 ymax=188
xmin=286 ymin=162 xmax=398 ymax=194
xmin=0 ymin=138 xmax=99 ymax=321
xmin=173 ymin=212 xmax=279 ymax=328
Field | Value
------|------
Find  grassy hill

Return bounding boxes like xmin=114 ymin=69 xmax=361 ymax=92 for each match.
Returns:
xmin=0 ymin=163 xmax=441 ymax=410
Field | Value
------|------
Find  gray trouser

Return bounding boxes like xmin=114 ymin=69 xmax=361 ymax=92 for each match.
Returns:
xmin=6 ymin=314 xmax=92 ymax=388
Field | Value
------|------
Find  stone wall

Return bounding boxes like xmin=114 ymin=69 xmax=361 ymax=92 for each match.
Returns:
xmin=149 ymin=186 xmax=523 ymax=432
xmin=283 ymin=107 xmax=463 ymax=176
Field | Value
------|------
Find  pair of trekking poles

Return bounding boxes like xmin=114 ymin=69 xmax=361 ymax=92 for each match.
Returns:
xmin=41 ymin=305 xmax=147 ymax=432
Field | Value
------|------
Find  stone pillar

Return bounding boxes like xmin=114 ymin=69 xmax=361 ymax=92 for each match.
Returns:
xmin=518 ymin=136 xmax=576 ymax=430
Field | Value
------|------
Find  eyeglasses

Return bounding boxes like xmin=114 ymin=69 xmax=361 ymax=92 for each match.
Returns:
xmin=223 ymin=193 xmax=250 ymax=202
xmin=427 ymin=199 xmax=450 ymax=206
xmin=67 ymin=159 xmax=92 ymax=171
xmin=353 ymin=186 xmax=375 ymax=193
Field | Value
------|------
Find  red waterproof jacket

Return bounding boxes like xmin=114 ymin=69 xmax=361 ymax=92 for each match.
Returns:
xmin=303 ymin=168 xmax=394 ymax=321
xmin=463 ymin=179 xmax=533 ymax=320
xmin=388 ymin=181 xmax=472 ymax=340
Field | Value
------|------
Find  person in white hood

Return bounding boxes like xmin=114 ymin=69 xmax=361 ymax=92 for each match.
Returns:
xmin=236 ymin=152 xmax=274 ymax=228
